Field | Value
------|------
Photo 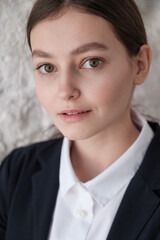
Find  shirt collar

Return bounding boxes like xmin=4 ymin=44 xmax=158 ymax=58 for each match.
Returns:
xmin=59 ymin=138 xmax=80 ymax=197
xmin=59 ymin=110 xmax=154 ymax=206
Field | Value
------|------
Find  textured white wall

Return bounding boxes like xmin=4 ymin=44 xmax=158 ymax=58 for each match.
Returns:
xmin=0 ymin=0 xmax=160 ymax=161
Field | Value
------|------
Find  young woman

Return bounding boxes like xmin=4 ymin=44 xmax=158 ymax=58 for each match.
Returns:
xmin=0 ymin=0 xmax=160 ymax=239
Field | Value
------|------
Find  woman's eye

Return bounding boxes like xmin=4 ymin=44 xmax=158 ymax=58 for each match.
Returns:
xmin=37 ymin=64 xmax=56 ymax=74
xmin=82 ymin=58 xmax=102 ymax=69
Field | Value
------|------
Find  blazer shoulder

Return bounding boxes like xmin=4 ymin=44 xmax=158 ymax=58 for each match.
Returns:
xmin=138 ymin=123 xmax=160 ymax=191
xmin=0 ymin=137 xmax=63 ymax=204
xmin=0 ymin=138 xmax=63 ymax=236
xmin=0 ymin=137 xmax=63 ymax=177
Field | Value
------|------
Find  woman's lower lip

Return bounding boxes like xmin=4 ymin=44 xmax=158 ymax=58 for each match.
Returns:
xmin=59 ymin=111 xmax=91 ymax=122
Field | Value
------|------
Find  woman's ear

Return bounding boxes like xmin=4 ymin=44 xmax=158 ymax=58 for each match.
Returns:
xmin=133 ymin=44 xmax=152 ymax=85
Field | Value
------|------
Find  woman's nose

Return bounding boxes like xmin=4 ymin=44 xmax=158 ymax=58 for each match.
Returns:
xmin=57 ymin=71 xmax=80 ymax=100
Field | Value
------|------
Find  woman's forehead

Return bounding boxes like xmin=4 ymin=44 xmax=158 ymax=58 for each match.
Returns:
xmin=30 ymin=8 xmax=118 ymax=53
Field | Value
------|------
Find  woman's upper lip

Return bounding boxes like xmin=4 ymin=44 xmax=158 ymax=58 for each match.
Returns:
xmin=59 ymin=109 xmax=91 ymax=114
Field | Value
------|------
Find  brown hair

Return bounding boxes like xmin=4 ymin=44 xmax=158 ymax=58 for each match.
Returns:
xmin=26 ymin=0 xmax=147 ymax=56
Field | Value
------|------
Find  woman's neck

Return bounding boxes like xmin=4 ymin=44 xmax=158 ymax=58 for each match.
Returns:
xmin=70 ymin=112 xmax=140 ymax=183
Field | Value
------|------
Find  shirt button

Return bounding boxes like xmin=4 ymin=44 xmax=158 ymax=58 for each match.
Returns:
xmin=76 ymin=210 xmax=87 ymax=218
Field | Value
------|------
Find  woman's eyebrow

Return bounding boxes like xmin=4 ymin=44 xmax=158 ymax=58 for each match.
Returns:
xmin=32 ymin=42 xmax=108 ymax=59
xmin=32 ymin=50 xmax=53 ymax=59
xmin=71 ymin=42 xmax=108 ymax=55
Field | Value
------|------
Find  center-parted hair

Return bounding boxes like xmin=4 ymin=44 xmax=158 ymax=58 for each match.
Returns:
xmin=27 ymin=0 xmax=147 ymax=56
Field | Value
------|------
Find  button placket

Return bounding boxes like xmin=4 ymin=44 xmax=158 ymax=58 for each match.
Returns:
xmin=75 ymin=185 xmax=94 ymax=223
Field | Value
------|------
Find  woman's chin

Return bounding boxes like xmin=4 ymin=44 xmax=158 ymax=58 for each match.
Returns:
xmin=60 ymin=129 xmax=92 ymax=141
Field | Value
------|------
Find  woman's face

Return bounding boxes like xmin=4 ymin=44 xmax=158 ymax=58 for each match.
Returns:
xmin=31 ymin=8 xmax=139 ymax=140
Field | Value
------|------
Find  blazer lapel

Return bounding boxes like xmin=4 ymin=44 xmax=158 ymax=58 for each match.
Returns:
xmin=107 ymin=174 xmax=160 ymax=240
xmin=107 ymin=124 xmax=160 ymax=240
xmin=32 ymin=138 xmax=63 ymax=240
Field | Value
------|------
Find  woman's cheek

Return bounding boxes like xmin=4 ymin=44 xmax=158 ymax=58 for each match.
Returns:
xmin=35 ymin=82 xmax=49 ymax=108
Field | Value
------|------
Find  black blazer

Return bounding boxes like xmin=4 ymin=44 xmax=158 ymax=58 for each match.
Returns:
xmin=0 ymin=122 xmax=160 ymax=240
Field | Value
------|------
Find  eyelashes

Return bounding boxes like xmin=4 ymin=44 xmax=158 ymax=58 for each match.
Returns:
xmin=36 ymin=63 xmax=57 ymax=74
xmin=35 ymin=57 xmax=104 ymax=75
xmin=82 ymin=58 xmax=103 ymax=69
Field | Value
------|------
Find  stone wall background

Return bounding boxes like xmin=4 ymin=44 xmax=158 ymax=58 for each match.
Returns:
xmin=0 ymin=0 xmax=160 ymax=162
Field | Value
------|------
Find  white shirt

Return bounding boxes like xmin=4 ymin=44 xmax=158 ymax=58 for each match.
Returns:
xmin=48 ymin=111 xmax=154 ymax=240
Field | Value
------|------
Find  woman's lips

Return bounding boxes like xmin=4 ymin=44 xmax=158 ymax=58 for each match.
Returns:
xmin=59 ymin=109 xmax=91 ymax=122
